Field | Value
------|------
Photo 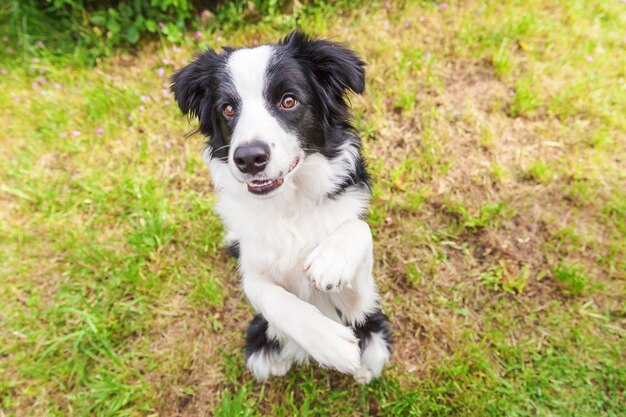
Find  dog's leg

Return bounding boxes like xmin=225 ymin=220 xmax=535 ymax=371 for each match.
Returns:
xmin=243 ymin=275 xmax=361 ymax=374
xmin=305 ymin=218 xmax=379 ymax=323
xmin=352 ymin=310 xmax=392 ymax=384
xmin=245 ymin=314 xmax=292 ymax=380
xmin=304 ymin=219 xmax=392 ymax=382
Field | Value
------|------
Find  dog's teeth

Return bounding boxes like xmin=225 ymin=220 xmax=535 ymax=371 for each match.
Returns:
xmin=250 ymin=179 xmax=274 ymax=187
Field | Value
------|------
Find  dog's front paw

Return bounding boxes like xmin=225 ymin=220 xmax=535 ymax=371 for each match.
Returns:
xmin=305 ymin=320 xmax=361 ymax=374
xmin=304 ymin=241 xmax=358 ymax=292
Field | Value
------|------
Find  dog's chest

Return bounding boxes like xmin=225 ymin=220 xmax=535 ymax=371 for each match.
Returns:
xmin=238 ymin=203 xmax=336 ymax=278
xmin=216 ymin=190 xmax=363 ymax=291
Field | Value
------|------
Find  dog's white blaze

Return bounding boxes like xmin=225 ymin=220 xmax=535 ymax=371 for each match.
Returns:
xmin=226 ymin=46 xmax=298 ymax=182
xmin=227 ymin=46 xmax=271 ymax=104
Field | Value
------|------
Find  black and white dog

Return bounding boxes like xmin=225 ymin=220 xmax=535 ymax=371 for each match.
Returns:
xmin=171 ymin=32 xmax=391 ymax=383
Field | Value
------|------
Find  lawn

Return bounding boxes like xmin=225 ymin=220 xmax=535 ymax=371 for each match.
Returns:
xmin=1 ymin=1 xmax=625 ymax=416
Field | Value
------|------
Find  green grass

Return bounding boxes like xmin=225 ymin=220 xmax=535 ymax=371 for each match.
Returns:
xmin=1 ymin=1 xmax=625 ymax=416
xmin=553 ymin=262 xmax=588 ymax=296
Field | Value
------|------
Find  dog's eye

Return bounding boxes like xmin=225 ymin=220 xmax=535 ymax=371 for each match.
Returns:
xmin=223 ymin=104 xmax=236 ymax=118
xmin=279 ymin=95 xmax=299 ymax=110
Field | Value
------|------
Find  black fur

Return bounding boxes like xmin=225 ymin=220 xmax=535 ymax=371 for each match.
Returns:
xmin=170 ymin=48 xmax=235 ymax=161
xmin=245 ymin=314 xmax=280 ymax=359
xmin=328 ymin=153 xmax=370 ymax=200
xmin=353 ymin=310 xmax=392 ymax=352
xmin=226 ymin=240 xmax=240 ymax=259
xmin=278 ymin=31 xmax=365 ymax=140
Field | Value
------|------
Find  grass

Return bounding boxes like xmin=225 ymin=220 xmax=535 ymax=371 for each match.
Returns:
xmin=1 ymin=0 xmax=625 ymax=416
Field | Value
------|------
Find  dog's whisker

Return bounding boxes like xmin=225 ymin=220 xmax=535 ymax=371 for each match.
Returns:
xmin=208 ymin=144 xmax=231 ymax=156
xmin=212 ymin=144 xmax=231 ymax=153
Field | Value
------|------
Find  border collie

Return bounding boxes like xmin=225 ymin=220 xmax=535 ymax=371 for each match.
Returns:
xmin=171 ymin=31 xmax=391 ymax=383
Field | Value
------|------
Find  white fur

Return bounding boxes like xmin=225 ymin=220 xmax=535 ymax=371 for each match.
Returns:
xmin=361 ymin=332 xmax=392 ymax=379
xmin=246 ymin=351 xmax=292 ymax=381
xmin=206 ymin=46 xmax=388 ymax=382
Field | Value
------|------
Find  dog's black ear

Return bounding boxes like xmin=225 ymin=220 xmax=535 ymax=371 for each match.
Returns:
xmin=170 ymin=50 xmax=223 ymax=135
xmin=281 ymin=31 xmax=365 ymax=97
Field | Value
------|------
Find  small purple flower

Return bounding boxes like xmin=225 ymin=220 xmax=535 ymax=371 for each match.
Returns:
xmin=384 ymin=0 xmax=391 ymax=8
xmin=252 ymin=39 xmax=259 ymax=45
xmin=439 ymin=2 xmax=448 ymax=10
xmin=54 ymin=83 xmax=62 ymax=90
xmin=6 ymin=47 xmax=14 ymax=54
xmin=165 ymin=142 xmax=172 ymax=149
xmin=138 ymin=105 xmax=146 ymax=112
xmin=71 ymin=130 xmax=81 ymax=137
xmin=158 ymin=21 xmax=165 ymax=29
xmin=157 ymin=67 xmax=165 ymax=77
xmin=173 ymin=46 xmax=182 ymax=53
xmin=36 ymin=40 xmax=45 ymax=47
xmin=37 ymin=77 xmax=47 ymax=85
xmin=216 ymin=35 xmax=223 ymax=42
xmin=200 ymin=9 xmax=211 ymax=19
xmin=13 ymin=96 xmax=21 ymax=103
xmin=60 ymin=132 xmax=67 ymax=138
xmin=338 ymin=8 xmax=344 ymax=15
xmin=194 ymin=31 xmax=202 ymax=39
xmin=585 ymin=55 xmax=593 ymax=62
xmin=95 ymin=127 xmax=104 ymax=135
xmin=0 ymin=68 xmax=7 ymax=75
xmin=161 ymin=58 xmax=171 ymax=66
xmin=140 ymin=94 xmax=151 ymax=103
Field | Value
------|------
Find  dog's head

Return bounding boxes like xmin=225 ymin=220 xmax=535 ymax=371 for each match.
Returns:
xmin=171 ymin=31 xmax=365 ymax=197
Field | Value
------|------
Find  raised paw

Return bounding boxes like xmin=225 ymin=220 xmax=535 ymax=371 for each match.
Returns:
xmin=304 ymin=241 xmax=358 ymax=292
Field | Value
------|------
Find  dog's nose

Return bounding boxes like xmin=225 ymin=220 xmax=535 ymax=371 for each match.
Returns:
xmin=233 ymin=141 xmax=270 ymax=174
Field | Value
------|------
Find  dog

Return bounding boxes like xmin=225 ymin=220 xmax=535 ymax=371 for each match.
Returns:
xmin=171 ymin=31 xmax=391 ymax=383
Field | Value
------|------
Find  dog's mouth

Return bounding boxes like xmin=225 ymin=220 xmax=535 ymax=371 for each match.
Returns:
xmin=247 ymin=178 xmax=284 ymax=194
xmin=246 ymin=156 xmax=300 ymax=195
